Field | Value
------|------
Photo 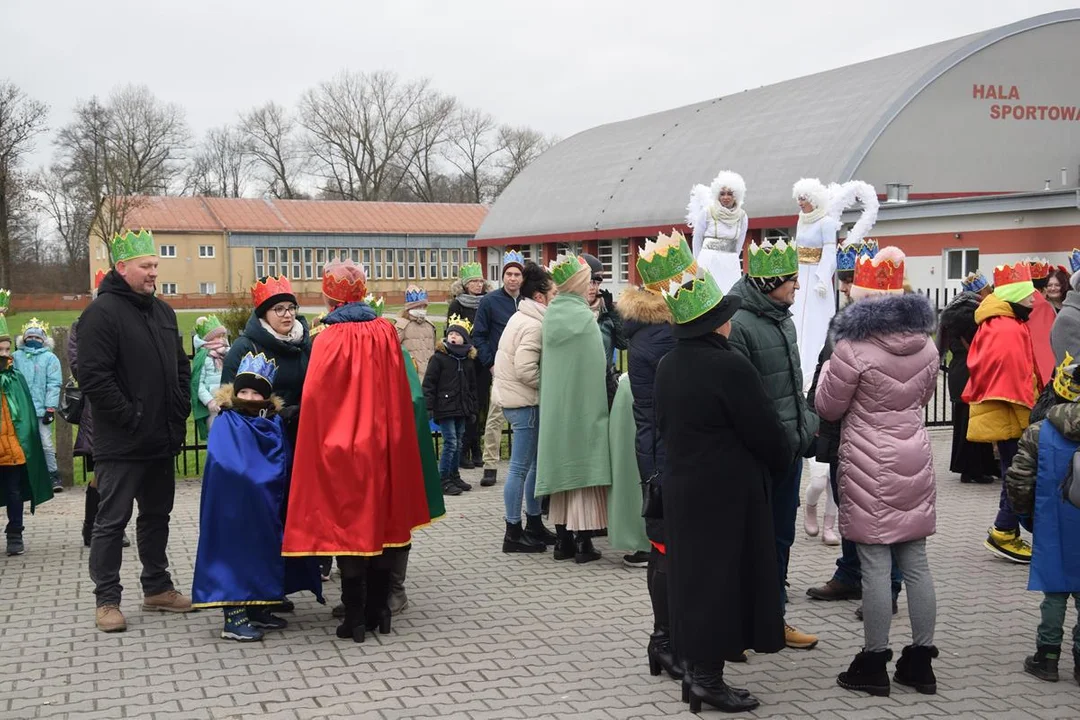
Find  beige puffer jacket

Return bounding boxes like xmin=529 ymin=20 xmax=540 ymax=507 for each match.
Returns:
xmin=492 ymin=298 xmax=547 ymax=409
xmin=396 ymin=314 xmax=437 ymax=377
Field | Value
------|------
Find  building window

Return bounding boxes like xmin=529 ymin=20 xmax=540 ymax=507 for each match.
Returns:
xmin=304 ymin=249 xmax=314 ymax=279
xmin=384 ymin=249 xmax=393 ymax=280
xmin=397 ymin=249 xmax=406 ymax=280
xmin=440 ymin=249 xmax=450 ymax=280
xmin=266 ymin=248 xmax=278 ymax=277
xmin=255 ymin=248 xmax=264 ymax=279
xmin=418 ymin=249 xmax=427 ymax=280
xmin=597 ymin=240 xmax=614 ymax=277
xmin=316 ymin=248 xmax=326 ymax=277
xmin=617 ymin=239 xmax=629 ymax=282
xmin=199 ymin=282 xmax=216 ymax=295
xmin=362 ymin=249 xmax=371 ymax=273
xmin=408 ymin=249 xmax=418 ymax=280
xmin=350 ymin=248 xmax=360 ymax=264
xmin=160 ymin=245 xmax=177 ymax=258
xmin=762 ymin=228 xmax=791 ymax=244
xmin=291 ymin=249 xmax=302 ymax=279
xmin=556 ymin=242 xmax=581 ymax=256
xmin=946 ymin=248 xmax=979 ymax=281
xmin=429 ymin=250 xmax=438 ymax=280
xmin=327 ymin=249 xmax=337 ymax=263
xmin=451 ymin=249 xmax=460 ymax=278
xmin=198 ymin=245 xmax=215 ymax=258
xmin=160 ymin=282 xmax=178 ymax=295
xmin=372 ymin=250 xmax=383 ymax=280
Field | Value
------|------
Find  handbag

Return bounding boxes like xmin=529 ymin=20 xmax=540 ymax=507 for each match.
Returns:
xmin=641 ymin=361 xmax=664 ymax=520
xmin=58 ymin=377 xmax=84 ymax=425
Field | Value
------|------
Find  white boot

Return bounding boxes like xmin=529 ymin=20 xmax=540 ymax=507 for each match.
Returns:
xmin=822 ymin=489 xmax=840 ymax=545
xmin=804 ymin=503 xmax=819 ymax=537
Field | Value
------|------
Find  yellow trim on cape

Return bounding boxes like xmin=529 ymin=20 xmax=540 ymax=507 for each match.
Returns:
xmin=280 ymin=517 xmax=440 ymax=557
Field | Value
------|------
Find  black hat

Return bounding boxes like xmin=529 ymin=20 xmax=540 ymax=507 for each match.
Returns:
xmin=580 ymin=253 xmax=604 ymax=281
xmin=671 ymin=295 xmax=742 ymax=340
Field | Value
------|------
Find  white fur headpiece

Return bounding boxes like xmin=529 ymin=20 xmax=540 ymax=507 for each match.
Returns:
xmin=792 ymin=178 xmax=829 ymax=210
xmin=709 ymin=171 xmax=746 ymax=209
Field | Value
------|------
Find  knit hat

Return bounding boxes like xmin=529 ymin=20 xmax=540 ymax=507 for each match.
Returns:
xmin=233 ymin=352 xmax=277 ymax=399
xmin=446 ymin=314 xmax=473 ymax=344
xmin=850 ymin=246 xmax=906 ymax=300
xmin=580 ymin=253 xmax=604 ymax=281
xmin=502 ymin=249 xmax=525 ymax=274
xmin=251 ymin=275 xmax=297 ymax=317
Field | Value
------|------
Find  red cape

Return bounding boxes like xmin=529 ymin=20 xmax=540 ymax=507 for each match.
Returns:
xmin=962 ymin=306 xmax=1039 ymax=408
xmin=282 ymin=317 xmax=431 ymax=556
xmin=1028 ymin=292 xmax=1056 ymax=385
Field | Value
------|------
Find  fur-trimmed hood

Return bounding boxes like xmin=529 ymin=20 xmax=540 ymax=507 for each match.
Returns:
xmin=617 ymin=287 xmax=672 ymax=326
xmin=435 ymin=340 xmax=477 ymax=359
xmin=15 ymin=335 xmax=55 ymax=351
xmin=213 ymin=384 xmax=284 ymax=417
xmin=832 ymin=293 xmax=936 ymax=351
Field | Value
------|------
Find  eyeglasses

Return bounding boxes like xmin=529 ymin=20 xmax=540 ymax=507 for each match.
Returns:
xmin=271 ymin=304 xmax=299 ymax=317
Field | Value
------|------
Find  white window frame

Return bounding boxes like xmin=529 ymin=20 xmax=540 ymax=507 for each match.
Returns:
xmin=617 ymin=239 xmax=630 ymax=283
xmin=304 ymin=249 xmax=314 ymax=279
xmin=198 ymin=245 xmax=215 ymax=258
xmin=159 ymin=245 xmax=177 ymax=258
xmin=254 ymin=248 xmax=265 ymax=279
xmin=160 ymin=282 xmax=178 ymax=295
xmin=945 ymin=248 xmax=980 ymax=281
xmin=199 ymin=282 xmax=216 ymax=295
xmin=397 ymin=249 xmax=406 ymax=280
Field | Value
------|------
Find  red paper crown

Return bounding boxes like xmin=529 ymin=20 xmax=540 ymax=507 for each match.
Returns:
xmin=853 ymin=255 xmax=904 ymax=293
xmin=322 ymin=271 xmax=367 ymax=305
xmin=1026 ymin=258 xmax=1050 ymax=280
xmin=94 ymin=269 xmax=106 ymax=289
xmin=993 ymin=262 xmax=1032 ymax=288
xmin=251 ymin=275 xmax=294 ymax=309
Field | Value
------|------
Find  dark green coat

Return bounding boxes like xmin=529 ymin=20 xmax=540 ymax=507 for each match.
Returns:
xmin=727 ymin=277 xmax=818 ymax=464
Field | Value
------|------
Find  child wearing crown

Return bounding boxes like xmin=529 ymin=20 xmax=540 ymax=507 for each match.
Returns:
xmin=190 ymin=315 xmax=229 ymax=441
xmin=13 ymin=317 xmax=62 ymax=493
xmin=422 ymin=315 xmax=478 ymax=496
xmin=396 ymin=285 xmax=437 ymax=377
xmin=191 ymin=352 xmax=323 ymax=641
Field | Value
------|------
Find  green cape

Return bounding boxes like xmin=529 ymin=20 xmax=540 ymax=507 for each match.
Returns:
xmin=606 ymin=374 xmax=650 ymax=552
xmin=191 ymin=347 xmax=210 ymax=441
xmin=0 ymin=367 xmax=51 ymax=512
xmin=536 ymin=293 xmax=612 ymax=496
xmin=402 ymin=347 xmax=446 ymax=522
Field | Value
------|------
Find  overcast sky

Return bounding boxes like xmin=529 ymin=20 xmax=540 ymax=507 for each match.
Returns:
xmin=4 ymin=0 xmax=1078 ymax=167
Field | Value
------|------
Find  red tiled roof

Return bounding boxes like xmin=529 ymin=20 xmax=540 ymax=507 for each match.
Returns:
xmin=120 ymin=196 xmax=488 ymax=236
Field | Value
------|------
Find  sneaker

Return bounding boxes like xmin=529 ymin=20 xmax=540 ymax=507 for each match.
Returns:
xmin=622 ymin=550 xmax=650 ymax=568
xmin=6 ymin=535 xmax=25 ymax=556
xmin=1023 ymin=645 xmax=1060 ymax=682
xmin=784 ymin=624 xmax=819 ymax=650
xmin=248 ymin=606 xmax=289 ymax=630
xmin=807 ymin=579 xmax=861 ymax=601
xmin=453 ymin=472 xmax=472 ymax=492
xmin=95 ymin=604 xmax=127 ymax=632
xmin=984 ymin=526 xmax=1032 ymax=563
xmin=481 ymin=469 xmax=497 ymax=487
xmin=142 ymin=589 xmax=194 ymax=613
xmin=442 ymin=478 xmax=463 ymax=496
xmin=222 ymin=608 xmax=264 ymax=642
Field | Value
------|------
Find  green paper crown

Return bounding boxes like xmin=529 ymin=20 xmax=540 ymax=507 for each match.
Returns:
xmin=195 ymin=315 xmax=224 ymax=338
xmin=637 ymin=231 xmax=697 ymax=291
xmin=364 ymin=293 xmax=386 ymax=317
xmin=662 ymin=269 xmax=725 ymax=325
xmin=110 ymin=229 xmax=156 ymax=264
xmin=460 ymin=262 xmax=483 ymax=282
xmin=0 ymin=288 xmax=9 ymax=314
xmin=549 ymin=253 xmax=587 ymax=286
xmin=748 ymin=239 xmax=799 ymax=279
xmin=0 ymin=316 xmax=9 ymax=340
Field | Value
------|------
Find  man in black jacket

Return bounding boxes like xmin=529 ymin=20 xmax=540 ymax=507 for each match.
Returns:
xmin=78 ymin=231 xmax=193 ymax=632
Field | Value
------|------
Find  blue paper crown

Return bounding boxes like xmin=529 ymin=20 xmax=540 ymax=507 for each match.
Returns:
xmin=503 ymin=249 xmax=525 ymax=267
xmin=836 ymin=239 xmax=879 ymax=272
xmin=961 ymin=271 xmax=989 ymax=293
xmin=405 ymin=287 xmax=428 ymax=304
xmin=1070 ymin=249 xmax=1080 ymax=274
xmin=236 ymin=352 xmax=278 ymax=387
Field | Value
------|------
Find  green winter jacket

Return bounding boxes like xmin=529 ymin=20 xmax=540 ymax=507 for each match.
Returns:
xmin=727 ymin=277 xmax=819 ymax=464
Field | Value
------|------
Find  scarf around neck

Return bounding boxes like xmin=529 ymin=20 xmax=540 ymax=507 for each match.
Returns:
xmin=455 ymin=292 xmax=483 ymax=310
xmin=709 ymin=201 xmax=746 ymax=227
xmin=203 ymin=336 xmax=229 ymax=369
xmin=259 ymin=317 xmax=305 ymax=344
xmin=797 ymin=204 xmax=828 ymax=229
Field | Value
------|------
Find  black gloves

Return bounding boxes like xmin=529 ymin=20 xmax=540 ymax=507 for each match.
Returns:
xmin=43 ymin=409 xmax=55 ymax=425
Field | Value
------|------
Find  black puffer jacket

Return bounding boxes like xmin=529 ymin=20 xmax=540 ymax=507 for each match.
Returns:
xmin=222 ymin=311 xmax=311 ymax=408
xmin=76 ymin=271 xmax=191 ymax=461
xmin=620 ymin=288 xmax=676 ymax=543
xmin=422 ymin=341 xmax=479 ymax=421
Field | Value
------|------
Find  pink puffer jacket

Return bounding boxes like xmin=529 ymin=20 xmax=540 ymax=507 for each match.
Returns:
xmin=815 ymin=293 xmax=939 ymax=545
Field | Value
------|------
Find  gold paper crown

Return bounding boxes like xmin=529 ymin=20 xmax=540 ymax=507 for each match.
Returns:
xmin=21 ymin=317 xmax=50 ymax=337
xmin=1053 ymin=352 xmax=1080 ymax=402
xmin=637 ymin=231 xmax=698 ymax=292
xmin=446 ymin=314 xmax=474 ymax=336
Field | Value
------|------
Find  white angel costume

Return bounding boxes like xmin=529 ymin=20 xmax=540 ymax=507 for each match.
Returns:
xmin=686 ymin=171 xmax=748 ymax=293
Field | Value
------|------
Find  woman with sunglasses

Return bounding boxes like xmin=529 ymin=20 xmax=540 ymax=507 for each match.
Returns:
xmin=686 ymin=171 xmax=749 ymax=293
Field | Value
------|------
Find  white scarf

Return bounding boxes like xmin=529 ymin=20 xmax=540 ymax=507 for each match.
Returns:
xmin=797 ymin=204 xmax=828 ymax=229
xmin=709 ymin=201 xmax=745 ymax=227
xmin=259 ymin=318 xmax=305 ymax=344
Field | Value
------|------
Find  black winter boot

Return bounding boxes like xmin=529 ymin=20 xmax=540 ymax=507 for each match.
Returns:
xmin=1024 ymin=645 xmax=1060 ymax=682
xmin=574 ymin=531 xmax=602 ymax=564
xmin=335 ymin=573 xmax=367 ymax=643
xmin=837 ymin=649 xmax=893 ymax=696
xmin=481 ymin=468 xmax=497 ymax=487
xmin=441 ymin=474 xmax=462 ymax=496
xmin=452 ymin=469 xmax=472 ymax=491
xmin=687 ymin=661 xmax=759 ymax=713
xmin=524 ymin=514 xmax=557 ymax=546
xmin=647 ymin=630 xmax=684 ymax=680
xmin=553 ymin=524 xmax=575 ymax=561
xmin=503 ymin=521 xmax=545 ymax=553
xmin=893 ymin=645 xmax=939 ymax=694
xmin=364 ymin=563 xmax=393 ymax=635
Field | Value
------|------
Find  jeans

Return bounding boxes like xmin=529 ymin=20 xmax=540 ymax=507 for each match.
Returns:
xmin=829 ymin=462 xmax=903 ymax=595
xmin=39 ymin=420 xmax=57 ymax=474
xmin=502 ymin=406 xmax=541 ymax=524
xmin=2 ymin=465 xmax=26 ymax=537
xmin=857 ymin=539 xmax=936 ymax=652
xmin=995 ymin=439 xmax=1021 ymax=531
xmin=438 ymin=417 xmax=466 ymax=478
xmin=773 ymin=459 xmax=802 ymax=608
xmin=89 ymin=459 xmax=176 ymax=606
xmin=1037 ymin=592 xmax=1080 ymax=653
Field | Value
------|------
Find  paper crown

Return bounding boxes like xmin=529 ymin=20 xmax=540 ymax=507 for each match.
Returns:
xmin=21 ymin=317 xmax=50 ymax=339
xmin=549 ymin=253 xmax=588 ymax=286
xmin=1025 ymin=257 xmax=1051 ymax=280
xmin=364 ymin=293 xmax=385 ymax=317
xmin=853 ymin=250 xmax=905 ymax=294
xmin=637 ymin=230 xmax=698 ymax=292
xmin=94 ymin=269 xmax=106 ymax=290
xmin=503 ymin=249 xmax=525 ymax=269
xmin=836 ymin=239 xmax=879 ymax=272
xmin=446 ymin=314 xmax=474 ymax=336
xmin=322 ymin=262 xmax=367 ymax=304
xmin=0 ymin=316 xmax=8 ymax=340
xmin=1053 ymin=352 xmax=1080 ymax=401
xmin=1070 ymin=249 xmax=1080 ymax=274
xmin=110 ymin=229 xmax=156 ymax=265
xmin=404 ymin=286 xmax=428 ymax=304
xmin=236 ymin=352 xmax=278 ymax=387
xmin=251 ymin=275 xmax=294 ymax=309
xmin=993 ymin=262 xmax=1032 ymax=288
xmin=662 ymin=268 xmax=725 ymax=325
xmin=460 ymin=262 xmax=484 ymax=282
xmin=961 ymin=271 xmax=990 ymax=293
xmin=0 ymin=288 xmax=9 ymax=314
xmin=195 ymin=315 xmax=224 ymax=339
xmin=748 ymin=239 xmax=799 ymax=279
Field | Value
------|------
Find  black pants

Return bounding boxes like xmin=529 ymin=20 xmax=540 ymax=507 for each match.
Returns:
xmin=462 ymin=370 xmax=492 ymax=461
xmin=89 ymin=458 xmax=176 ymax=607
xmin=647 ymin=547 xmax=669 ymax=633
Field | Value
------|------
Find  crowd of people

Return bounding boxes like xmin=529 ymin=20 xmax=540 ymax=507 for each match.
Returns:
xmin=3 ymin=171 xmax=1080 ymax=712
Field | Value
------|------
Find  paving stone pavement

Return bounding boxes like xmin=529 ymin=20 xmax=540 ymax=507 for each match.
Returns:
xmin=1 ymin=428 xmax=1078 ymax=719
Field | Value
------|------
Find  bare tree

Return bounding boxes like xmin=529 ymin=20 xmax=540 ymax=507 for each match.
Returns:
xmin=239 ymin=102 xmax=307 ymax=199
xmin=494 ymin=125 xmax=554 ymax=196
xmin=185 ymin=125 xmax=253 ymax=198
xmin=445 ymin=107 xmax=501 ymax=204
xmin=402 ymin=91 xmax=456 ymax=202
xmin=0 ymin=81 xmax=48 ymax=286
xmin=38 ymin=163 xmax=92 ymax=270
